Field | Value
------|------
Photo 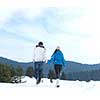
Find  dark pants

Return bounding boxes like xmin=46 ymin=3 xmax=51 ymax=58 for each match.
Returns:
xmin=34 ymin=61 xmax=44 ymax=82
xmin=54 ymin=64 xmax=62 ymax=79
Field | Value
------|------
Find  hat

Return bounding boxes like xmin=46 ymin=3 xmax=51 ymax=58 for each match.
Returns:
xmin=56 ymin=46 xmax=60 ymax=50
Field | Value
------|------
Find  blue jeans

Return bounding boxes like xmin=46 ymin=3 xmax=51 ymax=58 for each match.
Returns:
xmin=34 ymin=61 xmax=44 ymax=81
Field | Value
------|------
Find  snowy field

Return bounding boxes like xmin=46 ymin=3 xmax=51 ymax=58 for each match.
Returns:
xmin=0 ymin=76 xmax=100 ymax=100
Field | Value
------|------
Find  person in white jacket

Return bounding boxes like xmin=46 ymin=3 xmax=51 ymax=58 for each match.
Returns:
xmin=33 ymin=42 xmax=46 ymax=84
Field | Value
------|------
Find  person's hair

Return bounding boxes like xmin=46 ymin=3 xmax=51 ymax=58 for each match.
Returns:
xmin=51 ymin=49 xmax=59 ymax=57
xmin=38 ymin=42 xmax=43 ymax=46
xmin=51 ymin=46 xmax=60 ymax=56
xmin=36 ymin=41 xmax=44 ymax=48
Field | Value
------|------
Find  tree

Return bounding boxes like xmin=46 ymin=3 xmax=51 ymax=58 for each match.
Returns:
xmin=16 ymin=66 xmax=24 ymax=82
xmin=0 ymin=64 xmax=11 ymax=82
xmin=10 ymin=66 xmax=16 ymax=77
xmin=48 ymin=69 xmax=56 ymax=79
xmin=26 ymin=66 xmax=34 ymax=78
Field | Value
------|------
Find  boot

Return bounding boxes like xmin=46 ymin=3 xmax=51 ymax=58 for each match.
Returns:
xmin=56 ymin=79 xmax=60 ymax=87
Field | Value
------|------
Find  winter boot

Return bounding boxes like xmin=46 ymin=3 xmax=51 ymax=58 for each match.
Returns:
xmin=56 ymin=79 xmax=60 ymax=87
xmin=36 ymin=77 xmax=41 ymax=84
xmin=50 ymin=78 xmax=53 ymax=83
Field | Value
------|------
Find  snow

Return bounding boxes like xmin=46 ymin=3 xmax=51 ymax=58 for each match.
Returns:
xmin=0 ymin=76 xmax=100 ymax=100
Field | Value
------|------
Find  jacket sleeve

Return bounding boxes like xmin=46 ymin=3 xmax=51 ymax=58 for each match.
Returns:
xmin=47 ymin=55 xmax=55 ymax=64
xmin=43 ymin=48 xmax=47 ymax=62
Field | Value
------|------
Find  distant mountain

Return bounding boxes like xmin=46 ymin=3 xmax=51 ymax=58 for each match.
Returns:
xmin=0 ymin=57 xmax=33 ymax=70
xmin=65 ymin=61 xmax=100 ymax=73
xmin=0 ymin=56 xmax=100 ymax=74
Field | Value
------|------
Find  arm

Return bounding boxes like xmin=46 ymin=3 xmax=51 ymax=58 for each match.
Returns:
xmin=47 ymin=55 xmax=55 ymax=64
xmin=43 ymin=48 xmax=47 ymax=63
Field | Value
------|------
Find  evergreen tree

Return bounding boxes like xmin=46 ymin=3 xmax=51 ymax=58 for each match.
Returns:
xmin=16 ymin=66 xmax=24 ymax=82
xmin=26 ymin=66 xmax=34 ymax=78
xmin=0 ymin=64 xmax=11 ymax=82
xmin=48 ymin=69 xmax=56 ymax=79
xmin=10 ymin=66 xmax=16 ymax=77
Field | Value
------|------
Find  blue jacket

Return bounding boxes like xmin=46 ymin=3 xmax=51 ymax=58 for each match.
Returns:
xmin=48 ymin=50 xmax=66 ymax=67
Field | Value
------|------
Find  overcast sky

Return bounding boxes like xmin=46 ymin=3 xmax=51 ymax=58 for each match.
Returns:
xmin=0 ymin=0 xmax=99 ymax=64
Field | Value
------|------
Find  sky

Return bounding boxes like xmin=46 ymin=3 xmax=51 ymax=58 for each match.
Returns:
xmin=0 ymin=0 xmax=99 ymax=64
xmin=0 ymin=76 xmax=100 ymax=100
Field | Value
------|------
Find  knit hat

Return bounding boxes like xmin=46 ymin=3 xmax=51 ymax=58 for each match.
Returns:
xmin=56 ymin=46 xmax=60 ymax=50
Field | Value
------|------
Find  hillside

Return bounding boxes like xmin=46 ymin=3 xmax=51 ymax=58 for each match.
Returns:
xmin=0 ymin=56 xmax=100 ymax=73
xmin=1 ymin=57 xmax=100 ymax=81
xmin=0 ymin=57 xmax=33 ymax=69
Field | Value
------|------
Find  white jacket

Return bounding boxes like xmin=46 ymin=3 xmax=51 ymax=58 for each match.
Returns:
xmin=33 ymin=46 xmax=46 ymax=62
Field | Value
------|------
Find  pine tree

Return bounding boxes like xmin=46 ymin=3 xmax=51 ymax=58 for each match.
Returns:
xmin=0 ymin=64 xmax=11 ymax=82
xmin=10 ymin=66 xmax=16 ymax=77
xmin=48 ymin=69 xmax=56 ymax=79
xmin=16 ymin=66 xmax=24 ymax=82
xmin=25 ymin=66 xmax=34 ymax=78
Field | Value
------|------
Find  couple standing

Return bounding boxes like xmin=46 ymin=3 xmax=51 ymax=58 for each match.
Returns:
xmin=33 ymin=41 xmax=66 ymax=87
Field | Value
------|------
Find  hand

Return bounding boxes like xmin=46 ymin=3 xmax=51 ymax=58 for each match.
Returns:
xmin=47 ymin=60 xmax=51 ymax=64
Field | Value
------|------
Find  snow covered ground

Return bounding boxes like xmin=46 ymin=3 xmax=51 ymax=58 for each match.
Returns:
xmin=0 ymin=76 xmax=100 ymax=100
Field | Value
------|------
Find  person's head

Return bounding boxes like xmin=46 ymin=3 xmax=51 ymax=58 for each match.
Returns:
xmin=52 ymin=46 xmax=60 ymax=56
xmin=38 ymin=42 xmax=43 ymax=46
xmin=56 ymin=46 xmax=60 ymax=50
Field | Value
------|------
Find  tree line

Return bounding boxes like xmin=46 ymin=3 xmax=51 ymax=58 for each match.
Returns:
xmin=67 ymin=69 xmax=100 ymax=82
xmin=0 ymin=63 xmax=67 ymax=83
xmin=0 ymin=63 xmax=100 ymax=83
xmin=0 ymin=63 xmax=24 ymax=83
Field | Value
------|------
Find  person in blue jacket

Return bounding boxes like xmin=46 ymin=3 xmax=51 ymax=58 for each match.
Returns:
xmin=47 ymin=46 xmax=66 ymax=87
